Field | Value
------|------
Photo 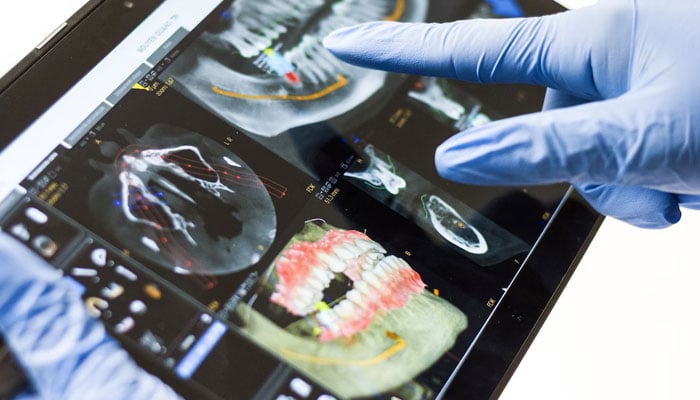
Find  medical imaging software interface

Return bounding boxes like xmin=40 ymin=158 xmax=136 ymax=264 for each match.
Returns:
xmin=0 ymin=1 xmax=569 ymax=399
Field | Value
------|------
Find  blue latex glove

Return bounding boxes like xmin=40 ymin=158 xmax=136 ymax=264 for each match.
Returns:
xmin=0 ymin=233 xmax=181 ymax=400
xmin=324 ymin=0 xmax=700 ymax=228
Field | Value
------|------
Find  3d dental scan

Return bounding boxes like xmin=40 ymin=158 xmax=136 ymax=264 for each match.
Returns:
xmin=239 ymin=221 xmax=468 ymax=399
xmin=0 ymin=0 xmax=602 ymax=399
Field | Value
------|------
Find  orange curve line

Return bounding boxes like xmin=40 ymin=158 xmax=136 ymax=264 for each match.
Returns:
xmin=211 ymin=75 xmax=348 ymax=101
xmin=279 ymin=331 xmax=406 ymax=366
xmin=384 ymin=0 xmax=406 ymax=21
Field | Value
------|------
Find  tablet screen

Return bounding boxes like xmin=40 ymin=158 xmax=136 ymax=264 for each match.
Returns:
xmin=0 ymin=0 xmax=576 ymax=399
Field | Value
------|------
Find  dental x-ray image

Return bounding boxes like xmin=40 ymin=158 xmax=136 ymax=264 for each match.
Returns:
xmin=237 ymin=220 xmax=467 ymax=399
xmin=345 ymin=144 xmax=530 ymax=265
xmin=167 ymin=0 xmax=429 ymax=137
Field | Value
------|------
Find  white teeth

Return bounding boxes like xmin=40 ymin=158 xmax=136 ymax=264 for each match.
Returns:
xmin=315 ymin=47 xmax=346 ymax=74
xmin=311 ymin=267 xmax=331 ymax=285
xmin=332 ymin=245 xmax=354 ymax=260
xmin=355 ymin=239 xmax=374 ymax=252
xmin=377 ymin=257 xmax=393 ymax=270
xmin=227 ymin=0 xmax=324 ymax=58
xmin=299 ymin=52 xmax=328 ymax=85
xmin=227 ymin=0 xmax=395 ymax=84
xmin=372 ymin=265 xmax=390 ymax=280
xmin=394 ymin=257 xmax=411 ymax=270
xmin=317 ymin=252 xmax=346 ymax=273
xmin=366 ymin=251 xmax=384 ymax=262
xmin=224 ymin=29 xmax=271 ymax=59
xmin=317 ymin=309 xmax=340 ymax=327
xmin=292 ymin=298 xmax=312 ymax=314
xmin=296 ymin=287 xmax=316 ymax=304
xmin=362 ymin=270 xmax=385 ymax=290
xmin=289 ymin=286 xmax=324 ymax=316
xmin=312 ymin=291 xmax=324 ymax=305
xmin=382 ymin=255 xmax=401 ymax=270
xmin=360 ymin=260 xmax=375 ymax=271
xmin=285 ymin=24 xmax=340 ymax=85
xmin=353 ymin=281 xmax=372 ymax=296
xmin=334 ymin=300 xmax=354 ymax=319
xmin=343 ymin=243 xmax=363 ymax=257
xmin=307 ymin=276 xmax=326 ymax=292
xmin=354 ymin=239 xmax=386 ymax=254
xmin=346 ymin=289 xmax=363 ymax=305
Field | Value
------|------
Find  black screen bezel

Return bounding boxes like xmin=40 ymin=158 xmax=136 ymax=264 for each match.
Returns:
xmin=0 ymin=1 xmax=603 ymax=399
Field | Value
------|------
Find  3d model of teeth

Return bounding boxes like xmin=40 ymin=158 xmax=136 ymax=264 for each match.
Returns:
xmin=315 ymin=255 xmax=425 ymax=341
xmin=238 ymin=221 xmax=467 ymax=398
xmin=423 ymin=194 xmax=488 ymax=255
xmin=269 ymin=224 xmax=424 ymax=341
xmin=345 ymin=145 xmax=407 ymax=195
xmin=167 ymin=0 xmax=429 ymax=136
xmin=270 ymin=227 xmax=387 ymax=316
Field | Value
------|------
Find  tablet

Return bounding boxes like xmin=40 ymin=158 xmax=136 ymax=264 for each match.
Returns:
xmin=0 ymin=1 xmax=602 ymax=399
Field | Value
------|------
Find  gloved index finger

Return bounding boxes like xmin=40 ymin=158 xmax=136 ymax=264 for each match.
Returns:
xmin=323 ymin=4 xmax=632 ymax=100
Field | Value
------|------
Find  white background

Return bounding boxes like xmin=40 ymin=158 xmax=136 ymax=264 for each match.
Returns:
xmin=1 ymin=1 xmax=699 ymax=399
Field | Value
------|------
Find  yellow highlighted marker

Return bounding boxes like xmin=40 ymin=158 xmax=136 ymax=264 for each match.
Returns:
xmin=212 ymin=75 xmax=347 ymax=101
xmin=144 ymin=284 xmax=162 ymax=300
xmin=132 ymin=83 xmax=150 ymax=91
xmin=280 ymin=331 xmax=406 ymax=366
xmin=384 ymin=0 xmax=406 ymax=21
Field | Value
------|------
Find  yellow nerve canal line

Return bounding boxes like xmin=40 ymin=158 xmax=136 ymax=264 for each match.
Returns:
xmin=211 ymin=75 xmax=348 ymax=101
xmin=384 ymin=0 xmax=405 ymax=21
xmin=280 ymin=331 xmax=406 ymax=366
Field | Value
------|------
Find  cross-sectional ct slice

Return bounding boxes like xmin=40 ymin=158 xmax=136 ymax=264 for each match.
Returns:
xmin=166 ymin=0 xmax=429 ymax=137
xmin=86 ymin=124 xmax=277 ymax=276
xmin=344 ymin=144 xmax=530 ymax=265
xmin=236 ymin=221 xmax=467 ymax=398
xmin=422 ymin=194 xmax=488 ymax=255
xmin=344 ymin=144 xmax=406 ymax=195
xmin=408 ymin=77 xmax=493 ymax=131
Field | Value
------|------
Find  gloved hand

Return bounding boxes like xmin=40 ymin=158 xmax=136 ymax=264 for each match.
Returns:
xmin=324 ymin=0 xmax=700 ymax=228
xmin=0 ymin=233 xmax=181 ymax=400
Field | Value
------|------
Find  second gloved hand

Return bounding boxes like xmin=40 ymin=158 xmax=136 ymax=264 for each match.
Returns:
xmin=324 ymin=0 xmax=700 ymax=228
xmin=0 ymin=233 xmax=181 ymax=400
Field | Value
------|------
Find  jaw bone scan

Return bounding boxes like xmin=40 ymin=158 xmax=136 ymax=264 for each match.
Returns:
xmin=237 ymin=221 xmax=467 ymax=399
xmin=167 ymin=0 xmax=429 ymax=137
xmin=87 ymin=124 xmax=278 ymax=276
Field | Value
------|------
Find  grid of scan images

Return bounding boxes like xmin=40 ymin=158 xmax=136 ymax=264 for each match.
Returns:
xmin=3 ymin=1 xmax=568 ymax=399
